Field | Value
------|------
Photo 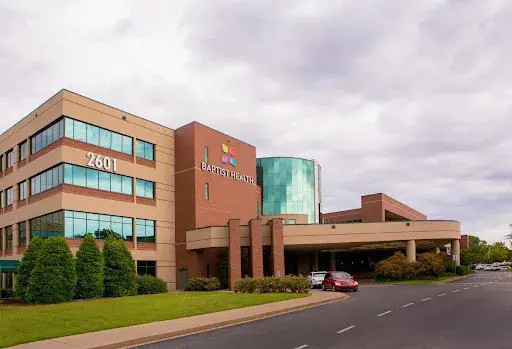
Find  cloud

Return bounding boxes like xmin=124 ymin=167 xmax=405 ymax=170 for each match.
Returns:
xmin=1 ymin=0 xmax=511 ymax=243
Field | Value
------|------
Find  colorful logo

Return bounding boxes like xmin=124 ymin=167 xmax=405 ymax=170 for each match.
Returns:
xmin=221 ymin=144 xmax=236 ymax=167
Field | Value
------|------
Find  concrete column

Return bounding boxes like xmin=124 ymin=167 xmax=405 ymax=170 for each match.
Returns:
xmin=451 ymin=239 xmax=461 ymax=266
xmin=434 ymin=247 xmax=440 ymax=255
xmin=249 ymin=218 xmax=263 ymax=279
xmin=312 ymin=251 xmax=319 ymax=271
xmin=228 ymin=219 xmax=241 ymax=290
xmin=25 ymin=221 xmax=30 ymax=247
xmin=406 ymin=240 xmax=416 ymax=262
xmin=269 ymin=219 xmax=285 ymax=277
xmin=329 ymin=251 xmax=336 ymax=270
xmin=13 ymin=223 xmax=19 ymax=255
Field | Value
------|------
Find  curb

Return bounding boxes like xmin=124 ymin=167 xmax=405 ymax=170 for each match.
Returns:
xmin=84 ymin=294 xmax=349 ymax=349
xmin=433 ymin=274 xmax=473 ymax=285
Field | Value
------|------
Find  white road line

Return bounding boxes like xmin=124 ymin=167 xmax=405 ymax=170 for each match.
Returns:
xmin=438 ymin=293 xmax=447 ymax=297
xmin=402 ymin=302 xmax=414 ymax=307
xmin=377 ymin=310 xmax=392 ymax=317
xmin=473 ymin=285 xmax=479 ymax=288
xmin=293 ymin=345 xmax=309 ymax=349
xmin=337 ymin=325 xmax=356 ymax=334
xmin=451 ymin=290 xmax=460 ymax=293
xmin=464 ymin=287 xmax=470 ymax=290
xmin=421 ymin=297 xmax=432 ymax=302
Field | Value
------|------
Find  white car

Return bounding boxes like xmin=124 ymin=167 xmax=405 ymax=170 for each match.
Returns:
xmin=307 ymin=271 xmax=328 ymax=288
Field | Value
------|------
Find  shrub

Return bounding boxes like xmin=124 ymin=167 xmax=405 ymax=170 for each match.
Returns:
xmin=280 ymin=275 xmax=310 ymax=293
xmin=456 ymin=265 xmax=471 ymax=276
xmin=75 ymin=234 xmax=104 ymax=299
xmin=15 ymin=237 xmax=44 ymax=303
xmin=234 ymin=276 xmax=310 ymax=293
xmin=137 ymin=275 xmax=168 ymax=294
xmin=184 ymin=277 xmax=221 ymax=291
xmin=375 ymin=252 xmax=411 ymax=280
xmin=103 ymin=235 xmax=137 ymax=297
xmin=439 ymin=253 xmax=456 ymax=273
xmin=26 ymin=237 xmax=77 ymax=304
xmin=417 ymin=253 xmax=445 ymax=277
xmin=234 ymin=276 xmax=257 ymax=293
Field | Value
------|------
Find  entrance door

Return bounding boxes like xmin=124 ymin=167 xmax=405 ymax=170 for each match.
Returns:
xmin=178 ymin=268 xmax=188 ymax=290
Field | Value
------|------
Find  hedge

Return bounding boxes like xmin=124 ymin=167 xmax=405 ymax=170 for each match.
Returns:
xmin=103 ymin=235 xmax=137 ymax=297
xmin=184 ymin=277 xmax=221 ymax=291
xmin=376 ymin=251 xmax=456 ymax=281
xmin=234 ymin=276 xmax=310 ymax=293
xmin=26 ymin=237 xmax=77 ymax=304
xmin=137 ymin=275 xmax=168 ymax=294
xmin=15 ymin=237 xmax=44 ymax=303
xmin=75 ymin=234 xmax=105 ymax=299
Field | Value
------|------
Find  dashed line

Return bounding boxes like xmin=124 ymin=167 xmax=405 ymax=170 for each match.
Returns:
xmin=473 ymin=285 xmax=479 ymax=288
xmin=377 ymin=310 xmax=392 ymax=317
xmin=438 ymin=293 xmax=447 ymax=297
xmin=421 ymin=297 xmax=432 ymax=302
xmin=337 ymin=325 xmax=356 ymax=334
xmin=451 ymin=290 xmax=460 ymax=293
xmin=464 ymin=287 xmax=470 ymax=290
xmin=402 ymin=302 xmax=414 ymax=308
xmin=293 ymin=345 xmax=309 ymax=349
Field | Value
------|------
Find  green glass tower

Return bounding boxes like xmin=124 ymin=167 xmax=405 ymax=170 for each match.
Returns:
xmin=256 ymin=157 xmax=322 ymax=223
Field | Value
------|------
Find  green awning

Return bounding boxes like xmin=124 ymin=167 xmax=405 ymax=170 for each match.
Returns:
xmin=0 ymin=260 xmax=20 ymax=273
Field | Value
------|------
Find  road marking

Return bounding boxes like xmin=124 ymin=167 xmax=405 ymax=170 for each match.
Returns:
xmin=473 ymin=285 xmax=479 ymax=288
xmin=377 ymin=310 xmax=392 ymax=317
xmin=438 ymin=293 xmax=447 ymax=297
xmin=421 ymin=297 xmax=432 ymax=302
xmin=451 ymin=290 xmax=460 ymax=293
xmin=463 ymin=287 xmax=470 ymax=290
xmin=293 ymin=345 xmax=309 ymax=349
xmin=337 ymin=325 xmax=356 ymax=334
xmin=402 ymin=302 xmax=414 ymax=308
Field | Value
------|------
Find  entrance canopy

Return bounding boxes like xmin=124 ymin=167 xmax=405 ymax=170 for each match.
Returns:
xmin=0 ymin=260 xmax=20 ymax=273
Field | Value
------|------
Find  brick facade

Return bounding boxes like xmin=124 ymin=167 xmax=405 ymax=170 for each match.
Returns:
xmin=269 ymin=218 xmax=285 ymax=277
xmin=228 ymin=219 xmax=241 ymax=289
xmin=249 ymin=218 xmax=263 ymax=279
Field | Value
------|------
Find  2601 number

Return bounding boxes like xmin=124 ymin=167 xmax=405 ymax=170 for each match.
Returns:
xmin=86 ymin=152 xmax=118 ymax=172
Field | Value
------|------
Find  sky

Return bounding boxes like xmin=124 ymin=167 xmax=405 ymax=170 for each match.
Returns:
xmin=1 ymin=0 xmax=511 ymax=243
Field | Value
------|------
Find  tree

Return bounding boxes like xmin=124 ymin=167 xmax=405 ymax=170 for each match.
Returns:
xmin=460 ymin=235 xmax=489 ymax=265
xmin=489 ymin=242 xmax=509 ymax=263
xmin=15 ymin=237 xmax=44 ymax=303
xmin=27 ymin=236 xmax=76 ymax=304
xmin=103 ymin=235 xmax=137 ymax=297
xmin=75 ymin=234 xmax=104 ymax=299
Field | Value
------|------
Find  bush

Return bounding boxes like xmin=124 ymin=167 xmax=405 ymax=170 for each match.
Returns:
xmin=234 ymin=276 xmax=310 ymax=293
xmin=15 ymin=237 xmax=44 ymax=303
xmin=26 ymin=237 xmax=77 ymax=304
xmin=375 ymin=252 xmax=411 ymax=280
xmin=137 ymin=275 xmax=168 ymax=294
xmin=75 ymin=234 xmax=104 ymax=299
xmin=456 ymin=265 xmax=471 ymax=276
xmin=184 ymin=277 xmax=221 ymax=291
xmin=417 ymin=252 xmax=445 ymax=277
xmin=439 ymin=253 xmax=456 ymax=273
xmin=103 ymin=235 xmax=137 ymax=297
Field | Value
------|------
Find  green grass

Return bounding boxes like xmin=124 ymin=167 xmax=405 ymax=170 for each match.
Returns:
xmin=0 ymin=292 xmax=308 ymax=348
xmin=389 ymin=274 xmax=471 ymax=285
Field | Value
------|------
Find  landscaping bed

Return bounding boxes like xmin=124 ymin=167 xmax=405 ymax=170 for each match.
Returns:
xmin=0 ymin=291 xmax=308 ymax=348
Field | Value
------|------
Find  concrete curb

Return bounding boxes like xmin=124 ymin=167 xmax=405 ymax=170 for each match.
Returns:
xmin=433 ymin=274 xmax=473 ymax=285
xmin=98 ymin=294 xmax=349 ymax=349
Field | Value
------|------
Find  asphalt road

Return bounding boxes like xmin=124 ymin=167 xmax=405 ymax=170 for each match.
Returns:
xmin=136 ymin=271 xmax=512 ymax=349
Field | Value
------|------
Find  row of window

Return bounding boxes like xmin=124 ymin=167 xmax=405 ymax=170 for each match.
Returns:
xmin=31 ymin=119 xmax=65 ymax=154
xmin=29 ymin=210 xmax=156 ymax=243
xmin=136 ymin=140 xmax=154 ymax=161
xmin=0 ymin=188 xmax=13 ymax=208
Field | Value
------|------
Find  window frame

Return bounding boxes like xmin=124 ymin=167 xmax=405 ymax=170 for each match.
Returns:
xmin=204 ymin=146 xmax=209 ymax=163
xmin=6 ymin=149 xmax=14 ymax=168
xmin=18 ymin=181 xmax=27 ymax=200
xmin=18 ymin=222 xmax=26 ymax=247
xmin=30 ymin=164 xmax=64 ymax=196
xmin=30 ymin=118 xmax=65 ymax=154
xmin=136 ymin=178 xmax=155 ymax=198
xmin=205 ymin=182 xmax=209 ymax=200
xmin=6 ymin=187 xmax=13 ymax=206
xmin=136 ymin=139 xmax=155 ymax=161
xmin=19 ymin=141 xmax=27 ymax=161
xmin=5 ymin=226 xmax=13 ymax=250
xmin=136 ymin=219 xmax=156 ymax=243
xmin=137 ymin=260 xmax=157 ymax=276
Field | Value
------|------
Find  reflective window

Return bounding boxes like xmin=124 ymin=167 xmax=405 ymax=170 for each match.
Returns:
xmin=6 ymin=226 xmax=13 ymax=250
xmin=137 ymin=261 xmax=156 ymax=276
xmin=30 ymin=211 xmax=65 ymax=238
xmin=6 ymin=187 xmax=13 ymax=206
xmin=6 ymin=149 xmax=14 ymax=168
xmin=204 ymin=146 xmax=208 ymax=163
xmin=288 ymin=219 xmax=296 ymax=225
xmin=18 ymin=222 xmax=26 ymax=247
xmin=31 ymin=118 xmax=65 ymax=154
xmin=64 ymin=118 xmax=133 ymax=155
xmin=136 ymin=140 xmax=154 ymax=161
xmin=0 ymin=191 xmax=3 ymax=208
xmin=64 ymin=163 xmax=132 ymax=195
xmin=64 ymin=210 xmax=133 ymax=241
xmin=136 ymin=179 xmax=154 ymax=198
xmin=205 ymin=182 xmax=209 ymax=200
xmin=19 ymin=141 xmax=27 ymax=161
xmin=18 ymin=181 xmax=27 ymax=200
xmin=31 ymin=165 xmax=64 ymax=196
xmin=136 ymin=219 xmax=155 ymax=243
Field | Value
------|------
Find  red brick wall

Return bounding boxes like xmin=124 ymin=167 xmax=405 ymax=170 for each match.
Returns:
xmin=249 ymin=218 xmax=263 ymax=278
xmin=228 ymin=219 xmax=241 ymax=289
xmin=269 ymin=219 xmax=284 ymax=277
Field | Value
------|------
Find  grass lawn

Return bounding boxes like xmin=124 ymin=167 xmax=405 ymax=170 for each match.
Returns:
xmin=0 ymin=292 xmax=308 ymax=348
xmin=389 ymin=274 xmax=471 ymax=285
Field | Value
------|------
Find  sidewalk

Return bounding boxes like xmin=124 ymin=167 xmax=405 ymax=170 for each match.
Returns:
xmin=9 ymin=291 xmax=347 ymax=349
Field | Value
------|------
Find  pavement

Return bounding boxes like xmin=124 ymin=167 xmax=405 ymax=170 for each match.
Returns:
xmin=134 ymin=271 xmax=512 ymax=349
xmin=7 ymin=290 xmax=347 ymax=349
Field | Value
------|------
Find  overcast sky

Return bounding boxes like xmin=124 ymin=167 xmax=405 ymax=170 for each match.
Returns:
xmin=1 ymin=0 xmax=511 ymax=243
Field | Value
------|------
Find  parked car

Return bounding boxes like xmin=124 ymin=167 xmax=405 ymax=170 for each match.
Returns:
xmin=307 ymin=271 xmax=327 ymax=289
xmin=322 ymin=271 xmax=358 ymax=292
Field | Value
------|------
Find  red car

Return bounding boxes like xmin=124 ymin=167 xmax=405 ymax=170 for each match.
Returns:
xmin=322 ymin=271 xmax=359 ymax=292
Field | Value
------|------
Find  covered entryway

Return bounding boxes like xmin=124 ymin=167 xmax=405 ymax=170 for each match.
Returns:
xmin=0 ymin=260 xmax=19 ymax=299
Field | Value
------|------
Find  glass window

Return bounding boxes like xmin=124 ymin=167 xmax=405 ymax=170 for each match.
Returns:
xmin=19 ymin=142 xmax=27 ymax=161
xmin=6 ymin=226 xmax=13 ymax=250
xmin=111 ymin=133 xmax=123 ymax=153
xmin=6 ymin=187 xmax=13 ymax=206
xmin=18 ymin=222 xmax=26 ymax=247
xmin=136 ymin=140 xmax=155 ymax=161
xmin=205 ymin=183 xmax=209 ymax=200
xmin=73 ymin=166 xmax=86 ymax=187
xmin=86 ymin=168 xmax=99 ymax=189
xmin=136 ymin=219 xmax=156 ymax=243
xmin=74 ymin=120 xmax=87 ymax=142
xmin=64 ymin=164 xmax=73 ymax=184
xmin=111 ymin=174 xmax=122 ymax=193
xmin=30 ymin=119 xmax=65 ymax=154
xmin=99 ymin=171 xmax=111 ymax=191
xmin=35 ymin=133 xmax=41 ymax=152
xmin=122 ymin=176 xmax=132 ymax=195
xmin=30 ymin=211 xmax=65 ymax=238
xmin=122 ymin=136 xmax=132 ymax=155
xmin=136 ymin=179 xmax=154 ymax=198
xmin=19 ymin=181 xmax=27 ymax=200
xmin=99 ymin=128 xmax=111 ymax=149
xmin=6 ymin=149 xmax=14 ymax=168
xmin=65 ymin=118 xmax=74 ymax=138
xmin=87 ymin=124 xmax=100 ymax=145
xmin=204 ymin=146 xmax=208 ymax=163
xmin=52 ymin=167 xmax=59 ymax=187
xmin=136 ymin=140 xmax=145 ymax=158
xmin=288 ymin=219 xmax=296 ymax=225
xmin=137 ymin=261 xmax=156 ymax=276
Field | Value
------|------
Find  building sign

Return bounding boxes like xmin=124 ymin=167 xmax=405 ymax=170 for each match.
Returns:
xmin=86 ymin=152 xmax=118 ymax=172
xmin=200 ymin=143 xmax=253 ymax=183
